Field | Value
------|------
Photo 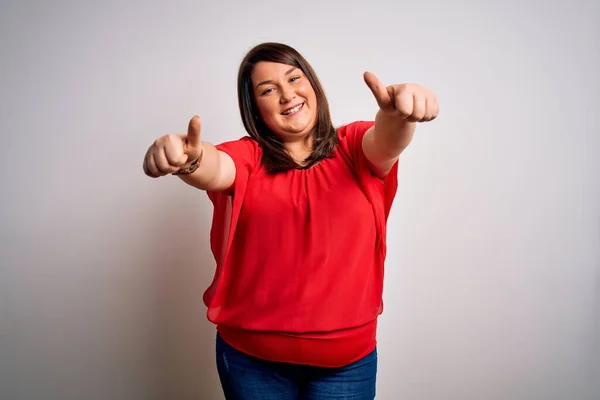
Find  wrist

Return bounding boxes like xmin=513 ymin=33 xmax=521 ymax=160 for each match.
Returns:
xmin=376 ymin=109 xmax=411 ymax=128
xmin=172 ymin=158 xmax=199 ymax=175
xmin=173 ymin=146 xmax=204 ymax=176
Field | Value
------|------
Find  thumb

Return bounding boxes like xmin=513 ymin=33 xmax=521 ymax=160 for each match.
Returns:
xmin=363 ymin=71 xmax=393 ymax=111
xmin=185 ymin=115 xmax=202 ymax=155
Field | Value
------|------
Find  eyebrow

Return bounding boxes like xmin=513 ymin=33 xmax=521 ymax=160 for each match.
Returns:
xmin=255 ymin=67 xmax=298 ymax=89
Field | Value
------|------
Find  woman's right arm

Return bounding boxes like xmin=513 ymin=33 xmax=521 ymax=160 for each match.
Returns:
xmin=177 ymin=142 xmax=235 ymax=191
xmin=143 ymin=115 xmax=236 ymax=192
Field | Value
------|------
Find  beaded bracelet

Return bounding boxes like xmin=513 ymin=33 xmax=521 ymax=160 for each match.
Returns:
xmin=172 ymin=158 xmax=200 ymax=175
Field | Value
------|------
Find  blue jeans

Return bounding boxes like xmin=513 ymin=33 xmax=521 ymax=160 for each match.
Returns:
xmin=216 ymin=333 xmax=377 ymax=399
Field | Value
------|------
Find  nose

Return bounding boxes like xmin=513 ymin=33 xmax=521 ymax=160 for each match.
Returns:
xmin=279 ymin=85 xmax=296 ymax=104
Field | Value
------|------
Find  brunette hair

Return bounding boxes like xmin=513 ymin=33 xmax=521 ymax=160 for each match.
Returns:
xmin=237 ymin=42 xmax=338 ymax=173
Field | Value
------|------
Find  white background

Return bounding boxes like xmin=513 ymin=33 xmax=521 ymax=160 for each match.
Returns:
xmin=1 ymin=0 xmax=598 ymax=399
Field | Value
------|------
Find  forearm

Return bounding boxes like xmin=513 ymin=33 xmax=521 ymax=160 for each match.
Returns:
xmin=362 ymin=74 xmax=438 ymax=176
xmin=372 ymin=110 xmax=416 ymax=160
xmin=362 ymin=111 xmax=416 ymax=177
xmin=177 ymin=142 xmax=227 ymax=191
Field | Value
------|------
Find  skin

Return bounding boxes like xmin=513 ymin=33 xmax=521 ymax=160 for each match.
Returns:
xmin=362 ymin=71 xmax=439 ymax=176
xmin=142 ymin=61 xmax=439 ymax=188
xmin=252 ymin=62 xmax=319 ymax=163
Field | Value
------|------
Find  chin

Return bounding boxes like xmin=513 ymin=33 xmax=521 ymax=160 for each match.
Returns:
xmin=285 ymin=126 xmax=313 ymax=138
xmin=265 ymin=116 xmax=316 ymax=139
xmin=285 ymin=119 xmax=317 ymax=134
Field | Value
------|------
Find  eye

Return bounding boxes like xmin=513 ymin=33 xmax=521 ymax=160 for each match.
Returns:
xmin=261 ymin=87 xmax=275 ymax=96
xmin=290 ymin=76 xmax=301 ymax=83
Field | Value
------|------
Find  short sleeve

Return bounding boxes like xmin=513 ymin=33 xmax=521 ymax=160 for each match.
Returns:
xmin=337 ymin=120 xmax=375 ymax=165
xmin=203 ymin=137 xmax=260 ymax=309
xmin=207 ymin=136 xmax=259 ymax=199
xmin=337 ymin=121 xmax=399 ymax=221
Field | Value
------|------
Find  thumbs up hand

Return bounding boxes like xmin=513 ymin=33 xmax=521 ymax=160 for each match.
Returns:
xmin=143 ymin=115 xmax=203 ymax=178
xmin=363 ymin=72 xmax=438 ymax=123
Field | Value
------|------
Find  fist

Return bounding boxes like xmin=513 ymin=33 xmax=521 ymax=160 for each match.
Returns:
xmin=143 ymin=116 xmax=203 ymax=177
xmin=364 ymin=72 xmax=438 ymax=122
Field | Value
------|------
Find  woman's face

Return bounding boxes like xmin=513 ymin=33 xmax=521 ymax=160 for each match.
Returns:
xmin=251 ymin=61 xmax=318 ymax=142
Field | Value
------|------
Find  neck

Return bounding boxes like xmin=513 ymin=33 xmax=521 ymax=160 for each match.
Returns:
xmin=283 ymin=135 xmax=313 ymax=165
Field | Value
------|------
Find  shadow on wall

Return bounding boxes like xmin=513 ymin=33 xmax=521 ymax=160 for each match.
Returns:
xmin=145 ymin=188 xmax=223 ymax=400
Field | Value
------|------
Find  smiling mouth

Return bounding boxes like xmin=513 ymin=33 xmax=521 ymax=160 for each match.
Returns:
xmin=281 ymin=102 xmax=304 ymax=116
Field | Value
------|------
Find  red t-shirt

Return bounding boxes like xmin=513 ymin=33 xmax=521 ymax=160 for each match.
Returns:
xmin=204 ymin=121 xmax=398 ymax=367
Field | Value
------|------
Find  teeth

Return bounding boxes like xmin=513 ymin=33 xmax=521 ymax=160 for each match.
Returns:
xmin=283 ymin=103 xmax=303 ymax=115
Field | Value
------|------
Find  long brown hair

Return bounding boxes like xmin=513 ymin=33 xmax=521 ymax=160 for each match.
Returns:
xmin=237 ymin=42 xmax=338 ymax=173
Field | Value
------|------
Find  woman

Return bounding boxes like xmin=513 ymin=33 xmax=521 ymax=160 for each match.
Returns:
xmin=143 ymin=42 xmax=438 ymax=399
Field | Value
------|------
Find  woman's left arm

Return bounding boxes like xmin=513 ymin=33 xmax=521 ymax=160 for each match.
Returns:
xmin=361 ymin=72 xmax=439 ymax=177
